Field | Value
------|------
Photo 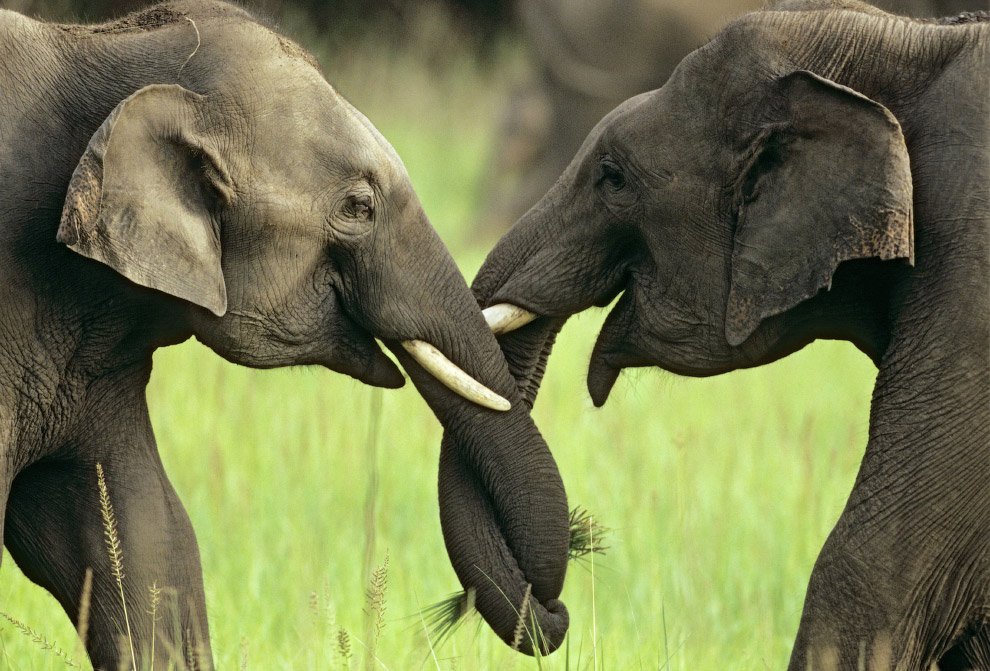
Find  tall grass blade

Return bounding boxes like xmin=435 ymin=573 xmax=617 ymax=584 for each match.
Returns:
xmin=97 ymin=462 xmax=136 ymax=669
xmin=414 ymin=596 xmax=443 ymax=671
xmin=148 ymin=581 xmax=162 ymax=670
xmin=77 ymin=567 xmax=93 ymax=661
xmin=590 ymin=514 xmax=598 ymax=671
xmin=509 ymin=583 xmax=531 ymax=653
xmin=362 ymin=387 xmax=384 ymax=671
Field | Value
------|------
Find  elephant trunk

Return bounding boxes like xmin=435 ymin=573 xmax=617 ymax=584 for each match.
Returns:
xmin=388 ymin=334 xmax=570 ymax=655
xmin=438 ymin=425 xmax=568 ymax=654
xmin=469 ymin=203 xmax=580 ymax=411
xmin=374 ymin=211 xmax=570 ymax=654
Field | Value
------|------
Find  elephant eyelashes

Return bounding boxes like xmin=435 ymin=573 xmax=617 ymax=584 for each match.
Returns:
xmin=327 ymin=194 xmax=375 ymax=237
xmin=343 ymin=194 xmax=374 ymax=220
xmin=599 ymin=160 xmax=626 ymax=191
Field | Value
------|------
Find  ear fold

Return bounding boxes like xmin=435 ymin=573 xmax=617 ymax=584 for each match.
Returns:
xmin=724 ymin=70 xmax=913 ymax=346
xmin=57 ymin=84 xmax=231 ymax=316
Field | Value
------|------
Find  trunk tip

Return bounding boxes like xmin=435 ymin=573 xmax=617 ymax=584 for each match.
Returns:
xmin=507 ymin=595 xmax=569 ymax=656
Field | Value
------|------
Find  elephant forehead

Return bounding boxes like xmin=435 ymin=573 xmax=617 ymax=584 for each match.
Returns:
xmin=333 ymin=97 xmax=407 ymax=179
xmin=274 ymin=75 xmax=405 ymax=182
xmin=191 ymin=21 xmax=408 ymax=193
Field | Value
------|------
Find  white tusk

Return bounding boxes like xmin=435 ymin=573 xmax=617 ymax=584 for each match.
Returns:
xmin=401 ymin=339 xmax=511 ymax=412
xmin=482 ymin=303 xmax=538 ymax=335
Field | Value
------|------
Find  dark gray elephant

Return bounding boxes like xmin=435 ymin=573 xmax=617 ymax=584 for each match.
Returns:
xmin=472 ymin=1 xmax=988 ymax=668
xmin=0 ymin=2 xmax=569 ymax=668
xmin=480 ymin=0 xmax=983 ymax=235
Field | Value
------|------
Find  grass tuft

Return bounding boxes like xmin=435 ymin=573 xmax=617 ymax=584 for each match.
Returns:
xmin=421 ymin=588 xmax=475 ymax=649
xmin=568 ymin=507 xmax=609 ymax=562
xmin=309 ymin=590 xmax=321 ymax=622
xmin=421 ymin=505 xmax=607 ymax=651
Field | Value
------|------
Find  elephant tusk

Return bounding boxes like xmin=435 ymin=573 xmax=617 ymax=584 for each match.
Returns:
xmin=401 ymin=340 xmax=511 ymax=412
xmin=482 ymin=303 xmax=538 ymax=335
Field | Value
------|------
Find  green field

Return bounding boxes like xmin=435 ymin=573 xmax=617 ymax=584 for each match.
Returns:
xmin=0 ymin=15 xmax=878 ymax=670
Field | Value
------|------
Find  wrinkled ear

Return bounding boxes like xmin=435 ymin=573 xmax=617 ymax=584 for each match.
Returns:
xmin=725 ymin=70 xmax=913 ymax=346
xmin=57 ymin=84 xmax=232 ymax=316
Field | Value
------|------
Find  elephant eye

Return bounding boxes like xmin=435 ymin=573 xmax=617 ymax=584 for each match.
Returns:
xmin=343 ymin=194 xmax=374 ymax=220
xmin=599 ymin=160 xmax=626 ymax=191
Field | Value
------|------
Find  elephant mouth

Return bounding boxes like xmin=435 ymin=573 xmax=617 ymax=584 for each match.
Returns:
xmin=483 ymin=277 xmax=631 ymax=408
xmin=482 ymin=310 xmax=569 ymax=410
xmin=303 ymin=303 xmax=408 ymax=389
xmin=321 ymin=287 xmax=512 ymax=411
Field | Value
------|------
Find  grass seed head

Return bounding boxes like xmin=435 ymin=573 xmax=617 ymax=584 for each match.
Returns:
xmin=0 ymin=612 xmax=84 ymax=669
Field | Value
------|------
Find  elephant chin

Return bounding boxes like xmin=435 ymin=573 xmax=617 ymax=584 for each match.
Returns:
xmin=310 ymin=315 xmax=405 ymax=388
xmin=586 ymin=353 xmax=621 ymax=407
xmin=586 ymin=289 xmax=638 ymax=406
xmin=330 ymin=340 xmax=405 ymax=389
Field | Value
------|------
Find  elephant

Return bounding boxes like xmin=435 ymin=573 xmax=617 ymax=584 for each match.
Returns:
xmin=0 ymin=2 xmax=570 ymax=668
xmin=479 ymin=0 xmax=984 ymax=236
xmin=471 ymin=1 xmax=989 ymax=668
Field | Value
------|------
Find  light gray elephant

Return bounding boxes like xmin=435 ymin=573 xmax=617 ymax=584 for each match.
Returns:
xmin=479 ymin=0 xmax=983 ymax=235
xmin=471 ymin=1 xmax=988 ymax=668
xmin=0 ymin=2 xmax=570 ymax=668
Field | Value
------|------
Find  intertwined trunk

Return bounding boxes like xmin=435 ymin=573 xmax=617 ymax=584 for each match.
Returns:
xmin=375 ymin=216 xmax=572 ymax=654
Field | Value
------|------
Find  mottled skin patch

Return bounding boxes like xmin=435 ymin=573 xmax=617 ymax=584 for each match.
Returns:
xmin=56 ymin=150 xmax=102 ymax=246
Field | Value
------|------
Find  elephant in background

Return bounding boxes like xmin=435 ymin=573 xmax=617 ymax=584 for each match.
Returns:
xmin=473 ymin=1 xmax=988 ymax=668
xmin=0 ymin=2 xmax=569 ymax=668
xmin=479 ymin=0 xmax=983 ymax=236
xmin=2 ymin=0 xmax=513 ymax=48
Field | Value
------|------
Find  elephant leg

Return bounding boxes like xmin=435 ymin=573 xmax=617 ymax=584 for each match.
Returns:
xmin=787 ymin=478 xmax=988 ymax=671
xmin=3 ymin=453 xmax=213 ymax=671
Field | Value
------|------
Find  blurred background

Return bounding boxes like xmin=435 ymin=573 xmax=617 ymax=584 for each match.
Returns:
xmin=0 ymin=1 xmax=976 ymax=669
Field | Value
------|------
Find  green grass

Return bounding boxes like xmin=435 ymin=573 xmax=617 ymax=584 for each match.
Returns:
xmin=0 ymin=12 xmax=878 ymax=670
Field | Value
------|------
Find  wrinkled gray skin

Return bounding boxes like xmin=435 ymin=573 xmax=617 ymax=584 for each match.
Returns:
xmin=0 ymin=2 xmax=569 ymax=668
xmin=480 ymin=0 xmax=981 ymax=234
xmin=475 ymin=1 xmax=988 ymax=668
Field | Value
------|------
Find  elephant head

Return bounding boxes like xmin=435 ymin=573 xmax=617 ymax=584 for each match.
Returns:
xmin=474 ymin=10 xmax=915 ymax=405
xmin=53 ymin=12 xmax=569 ymax=654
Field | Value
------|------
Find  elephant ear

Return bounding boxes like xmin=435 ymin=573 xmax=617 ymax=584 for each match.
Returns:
xmin=57 ymin=84 xmax=232 ymax=316
xmin=724 ymin=70 xmax=913 ymax=347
